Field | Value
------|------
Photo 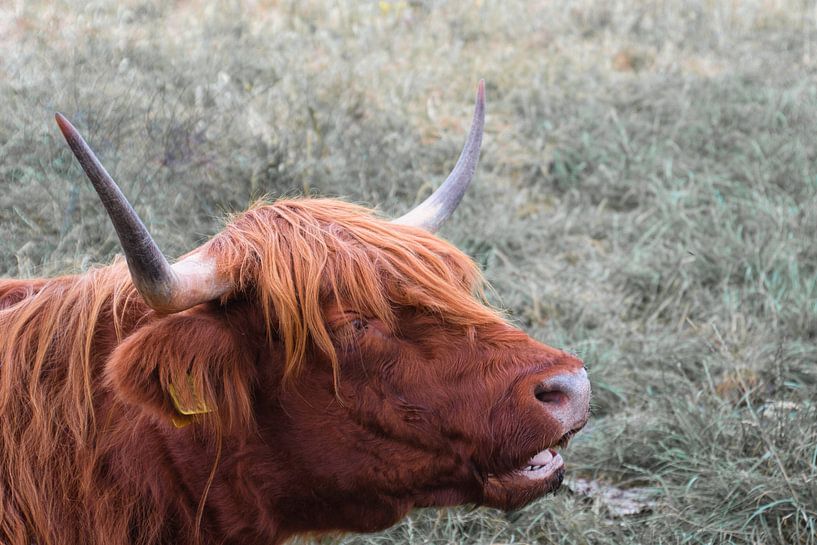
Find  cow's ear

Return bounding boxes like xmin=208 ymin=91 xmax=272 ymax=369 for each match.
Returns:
xmin=106 ymin=311 xmax=257 ymax=433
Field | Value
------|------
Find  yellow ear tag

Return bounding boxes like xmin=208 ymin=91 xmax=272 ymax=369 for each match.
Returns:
xmin=168 ymin=375 xmax=212 ymax=428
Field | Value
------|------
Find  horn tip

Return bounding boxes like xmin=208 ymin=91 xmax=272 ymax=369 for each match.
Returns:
xmin=54 ymin=112 xmax=74 ymax=138
xmin=475 ymin=80 xmax=486 ymax=117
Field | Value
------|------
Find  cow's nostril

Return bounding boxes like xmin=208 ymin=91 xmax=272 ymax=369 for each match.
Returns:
xmin=534 ymin=384 xmax=567 ymax=405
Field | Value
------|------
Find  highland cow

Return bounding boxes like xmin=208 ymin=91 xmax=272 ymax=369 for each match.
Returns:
xmin=0 ymin=82 xmax=590 ymax=545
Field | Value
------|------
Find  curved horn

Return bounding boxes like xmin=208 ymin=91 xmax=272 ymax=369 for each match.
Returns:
xmin=393 ymin=80 xmax=485 ymax=232
xmin=55 ymin=113 xmax=230 ymax=313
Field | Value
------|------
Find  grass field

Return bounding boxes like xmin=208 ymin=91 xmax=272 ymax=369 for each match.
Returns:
xmin=2 ymin=1 xmax=816 ymax=543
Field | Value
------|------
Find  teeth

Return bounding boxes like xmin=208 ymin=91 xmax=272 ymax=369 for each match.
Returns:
xmin=516 ymin=451 xmax=565 ymax=481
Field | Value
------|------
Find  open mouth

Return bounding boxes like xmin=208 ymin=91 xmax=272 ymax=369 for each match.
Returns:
xmin=488 ymin=429 xmax=577 ymax=483
xmin=516 ymin=448 xmax=563 ymax=480
xmin=507 ymin=428 xmax=578 ymax=482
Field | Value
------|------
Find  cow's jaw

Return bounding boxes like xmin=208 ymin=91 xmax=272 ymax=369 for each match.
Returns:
xmin=477 ymin=428 xmax=584 ymax=511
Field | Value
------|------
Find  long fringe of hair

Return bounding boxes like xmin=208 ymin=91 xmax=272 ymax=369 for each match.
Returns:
xmin=211 ymin=199 xmax=503 ymax=381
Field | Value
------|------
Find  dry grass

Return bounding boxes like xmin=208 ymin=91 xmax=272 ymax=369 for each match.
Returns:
xmin=2 ymin=1 xmax=816 ymax=543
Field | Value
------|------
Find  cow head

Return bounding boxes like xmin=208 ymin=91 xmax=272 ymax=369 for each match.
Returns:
xmin=56 ymin=81 xmax=590 ymax=536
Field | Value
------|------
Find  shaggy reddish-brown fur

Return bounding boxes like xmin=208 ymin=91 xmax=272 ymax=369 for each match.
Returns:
xmin=0 ymin=198 xmax=584 ymax=545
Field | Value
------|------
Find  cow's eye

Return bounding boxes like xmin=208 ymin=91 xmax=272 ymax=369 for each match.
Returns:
xmin=350 ymin=318 xmax=368 ymax=333
xmin=333 ymin=316 xmax=368 ymax=345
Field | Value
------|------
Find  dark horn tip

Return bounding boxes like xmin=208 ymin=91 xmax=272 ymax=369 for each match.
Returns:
xmin=54 ymin=112 xmax=75 ymax=139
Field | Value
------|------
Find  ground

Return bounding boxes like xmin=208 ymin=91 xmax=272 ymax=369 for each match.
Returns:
xmin=1 ymin=1 xmax=816 ymax=543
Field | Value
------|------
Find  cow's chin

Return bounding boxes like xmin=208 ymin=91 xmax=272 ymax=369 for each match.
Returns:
xmin=481 ymin=448 xmax=566 ymax=511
